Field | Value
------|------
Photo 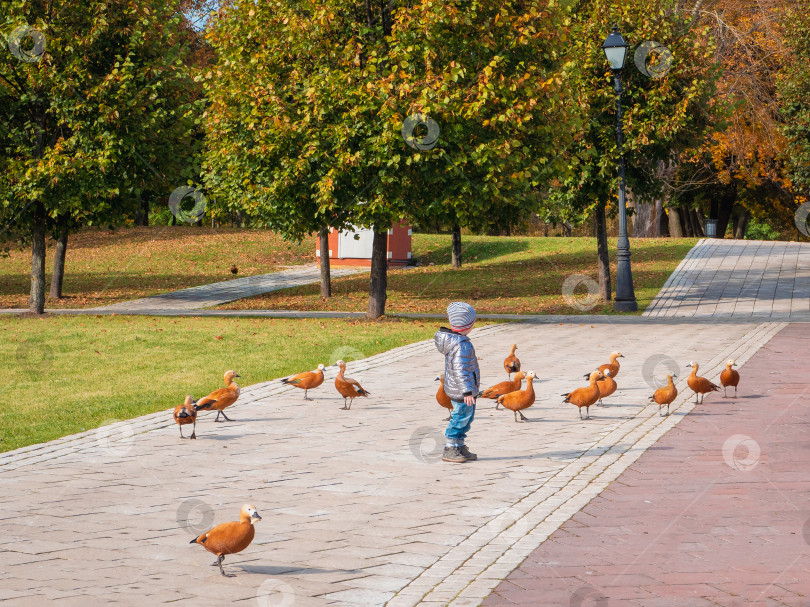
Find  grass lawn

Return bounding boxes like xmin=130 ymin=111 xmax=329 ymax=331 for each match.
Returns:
xmin=0 ymin=314 xmax=438 ymax=452
xmin=219 ymin=235 xmax=698 ymax=315
xmin=0 ymin=226 xmax=313 ymax=309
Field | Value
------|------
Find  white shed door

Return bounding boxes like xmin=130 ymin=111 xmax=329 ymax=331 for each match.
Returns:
xmin=338 ymin=226 xmax=375 ymax=259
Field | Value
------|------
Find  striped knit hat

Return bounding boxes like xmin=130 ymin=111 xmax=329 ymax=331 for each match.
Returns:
xmin=447 ymin=301 xmax=476 ymax=332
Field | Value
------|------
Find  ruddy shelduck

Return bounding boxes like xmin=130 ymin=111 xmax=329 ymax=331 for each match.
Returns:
xmin=598 ymin=352 xmax=624 ymax=379
xmin=496 ymin=371 xmax=536 ymax=422
xmin=196 ymin=371 xmax=241 ymax=422
xmin=564 ymin=371 xmax=605 ymax=420
xmin=503 ymin=344 xmax=521 ymax=379
xmin=334 ymin=360 xmax=370 ymax=410
xmin=686 ymin=361 xmax=719 ymax=404
xmin=189 ymin=504 xmax=261 ymax=577
xmin=589 ymin=368 xmax=616 ymax=406
xmin=435 ymin=374 xmax=453 ymax=421
xmin=173 ymin=395 xmax=214 ymax=439
xmin=281 ymin=364 xmax=325 ymax=400
xmin=650 ymin=373 xmax=678 ymax=416
xmin=480 ymin=372 xmax=526 ymax=410
xmin=720 ymin=359 xmax=740 ymax=397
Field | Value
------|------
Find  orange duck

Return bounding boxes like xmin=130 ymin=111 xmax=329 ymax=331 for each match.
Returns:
xmin=334 ymin=360 xmax=370 ymax=409
xmin=686 ymin=361 xmax=719 ymax=404
xmin=650 ymin=373 xmax=678 ymax=416
xmin=563 ymin=371 xmax=604 ymax=420
xmin=196 ymin=371 xmax=241 ymax=422
xmin=504 ymin=344 xmax=521 ymax=379
xmin=173 ymin=395 xmax=214 ymax=439
xmin=598 ymin=351 xmax=624 ymax=379
xmin=281 ymin=364 xmax=325 ymax=400
xmin=720 ymin=359 xmax=740 ymax=397
xmin=589 ymin=368 xmax=616 ymax=406
xmin=435 ymin=374 xmax=453 ymax=421
xmin=496 ymin=371 xmax=536 ymax=422
xmin=189 ymin=504 xmax=261 ymax=577
xmin=480 ymin=372 xmax=526 ymax=410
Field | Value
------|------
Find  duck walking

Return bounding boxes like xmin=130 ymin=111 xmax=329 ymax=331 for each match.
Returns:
xmin=720 ymin=360 xmax=740 ymax=397
xmin=281 ymin=364 xmax=325 ymax=400
xmin=563 ymin=371 xmax=604 ymax=420
xmin=590 ymin=369 xmax=616 ymax=406
xmin=334 ymin=360 xmax=370 ymax=410
xmin=496 ymin=371 xmax=536 ymax=422
xmin=650 ymin=373 xmax=678 ymax=416
xmin=189 ymin=504 xmax=261 ymax=577
xmin=504 ymin=344 xmax=521 ymax=379
xmin=173 ymin=395 xmax=214 ymax=439
xmin=480 ymin=372 xmax=526 ymax=410
xmin=686 ymin=361 xmax=719 ymax=404
xmin=598 ymin=351 xmax=624 ymax=379
xmin=196 ymin=371 xmax=241 ymax=422
xmin=435 ymin=374 xmax=453 ymax=421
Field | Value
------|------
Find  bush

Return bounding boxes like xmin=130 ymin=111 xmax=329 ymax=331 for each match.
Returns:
xmin=745 ymin=220 xmax=781 ymax=241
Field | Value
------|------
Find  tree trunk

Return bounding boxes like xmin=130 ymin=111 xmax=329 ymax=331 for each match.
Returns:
xmin=678 ymin=207 xmax=693 ymax=236
xmin=695 ymin=207 xmax=707 ymax=236
xmin=594 ymin=201 xmax=612 ymax=302
xmin=689 ymin=209 xmax=704 ymax=237
xmin=657 ymin=199 xmax=669 ymax=237
xmin=667 ymin=206 xmax=683 ymax=238
xmin=49 ymin=225 xmax=69 ymax=299
xmin=318 ymin=227 xmax=331 ymax=298
xmin=134 ymin=193 xmax=149 ymax=226
xmin=716 ymin=197 xmax=734 ymax=240
xmin=633 ymin=201 xmax=657 ymax=237
xmin=367 ymin=227 xmax=388 ymax=319
xmin=30 ymin=203 xmax=46 ymax=314
xmin=735 ymin=209 xmax=751 ymax=239
xmin=451 ymin=224 xmax=462 ymax=269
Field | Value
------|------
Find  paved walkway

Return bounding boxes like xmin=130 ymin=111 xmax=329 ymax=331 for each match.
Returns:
xmin=0 ymin=318 xmax=784 ymax=606
xmin=94 ymin=265 xmax=364 ymax=312
xmin=644 ymin=239 xmax=810 ymax=319
xmin=483 ymin=322 xmax=810 ymax=607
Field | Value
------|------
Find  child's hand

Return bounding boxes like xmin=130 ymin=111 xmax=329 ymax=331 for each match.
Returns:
xmin=464 ymin=395 xmax=475 ymax=406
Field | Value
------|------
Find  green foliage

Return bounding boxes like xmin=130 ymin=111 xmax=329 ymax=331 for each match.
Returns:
xmin=779 ymin=9 xmax=810 ymax=200
xmin=0 ymin=0 xmax=201 ymax=240
xmin=744 ymin=220 xmax=780 ymax=241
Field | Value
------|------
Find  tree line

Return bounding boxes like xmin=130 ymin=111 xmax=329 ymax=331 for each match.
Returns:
xmin=1 ymin=0 xmax=808 ymax=316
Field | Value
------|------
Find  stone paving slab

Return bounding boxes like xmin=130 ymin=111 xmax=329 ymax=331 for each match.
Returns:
xmin=482 ymin=322 xmax=810 ymax=607
xmin=644 ymin=239 xmax=810 ymax=319
xmin=92 ymin=265 xmax=364 ymax=312
xmin=0 ymin=318 xmax=784 ymax=606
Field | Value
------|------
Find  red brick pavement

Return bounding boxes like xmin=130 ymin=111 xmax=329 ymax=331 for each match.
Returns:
xmin=482 ymin=323 xmax=810 ymax=607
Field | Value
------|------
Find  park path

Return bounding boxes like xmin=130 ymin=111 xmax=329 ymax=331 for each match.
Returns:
xmin=93 ymin=265 xmax=364 ymax=313
xmin=644 ymin=239 xmax=810 ymax=319
xmin=482 ymin=322 xmax=810 ymax=607
xmin=0 ymin=318 xmax=784 ymax=606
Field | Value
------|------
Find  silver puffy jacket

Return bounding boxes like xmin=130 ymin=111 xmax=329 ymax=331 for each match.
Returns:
xmin=435 ymin=328 xmax=480 ymax=401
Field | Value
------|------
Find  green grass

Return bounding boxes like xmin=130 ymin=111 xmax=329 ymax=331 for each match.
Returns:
xmin=220 ymin=235 xmax=698 ymax=315
xmin=0 ymin=314 xmax=438 ymax=452
xmin=0 ymin=226 xmax=314 ymax=309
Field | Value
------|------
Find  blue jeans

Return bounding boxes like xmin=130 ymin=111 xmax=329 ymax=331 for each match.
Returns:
xmin=445 ymin=400 xmax=476 ymax=446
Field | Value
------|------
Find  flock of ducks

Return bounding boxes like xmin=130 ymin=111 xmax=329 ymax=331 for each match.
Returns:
xmin=175 ymin=344 xmax=742 ymax=576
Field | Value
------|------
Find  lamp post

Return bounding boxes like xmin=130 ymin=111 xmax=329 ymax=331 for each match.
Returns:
xmin=602 ymin=26 xmax=637 ymax=312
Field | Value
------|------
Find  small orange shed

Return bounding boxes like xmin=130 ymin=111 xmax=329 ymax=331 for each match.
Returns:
xmin=316 ymin=222 xmax=412 ymax=267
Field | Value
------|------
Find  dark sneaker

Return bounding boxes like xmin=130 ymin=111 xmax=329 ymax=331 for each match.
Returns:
xmin=442 ymin=446 xmax=467 ymax=463
xmin=459 ymin=445 xmax=478 ymax=461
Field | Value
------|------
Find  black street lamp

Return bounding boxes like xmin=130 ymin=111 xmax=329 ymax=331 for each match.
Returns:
xmin=602 ymin=26 xmax=637 ymax=312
